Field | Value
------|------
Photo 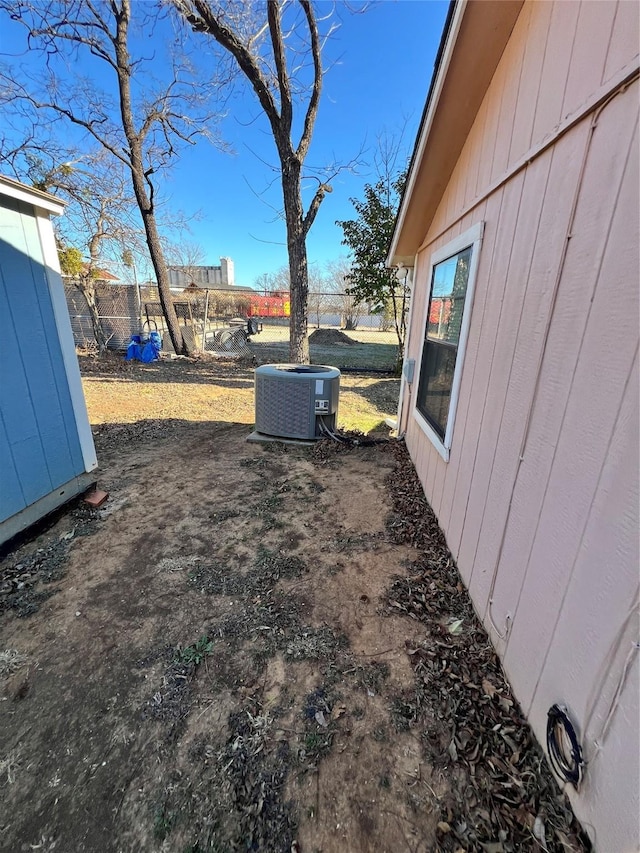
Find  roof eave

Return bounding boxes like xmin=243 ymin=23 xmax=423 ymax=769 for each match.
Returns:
xmin=387 ymin=0 xmax=524 ymax=267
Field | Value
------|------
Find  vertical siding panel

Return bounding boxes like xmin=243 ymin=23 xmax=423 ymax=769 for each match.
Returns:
xmin=474 ymin=60 xmax=506 ymax=197
xmin=404 ymin=423 xmax=418 ymax=473
xmin=443 ymin=147 xmax=463 ymax=228
xmin=439 ymin=194 xmax=502 ymax=537
xmin=409 ymin=430 xmax=424 ymax=495
xmin=527 ymin=355 xmax=639 ymax=853
xmin=465 ymin=154 xmax=553 ymax=610
xmin=24 ymin=212 xmax=85 ymax=474
xmin=477 ymin=123 xmax=592 ymax=645
xmin=0 ymin=219 xmax=54 ymax=505
xmin=452 ymin=135 xmax=472 ymax=221
xmin=18 ymin=209 xmax=80 ymax=485
xmin=0 ymin=412 xmax=26 ymax=519
xmin=430 ymin=454 xmax=446 ymax=518
xmin=561 ymin=0 xmax=617 ymax=120
xmin=531 ymin=0 xmax=580 ymax=149
xmin=445 ymin=183 xmax=518 ymax=564
xmin=503 ymin=91 xmax=639 ymax=709
xmin=489 ymin=10 xmax=527 ymax=184
xmin=429 ymin=447 xmax=442 ymax=503
xmin=602 ymin=0 xmax=640 ymax=84
xmin=453 ymin=173 xmax=526 ymax=574
xmin=0 ymin=266 xmax=42 ymax=448
xmin=422 ymin=435 xmax=437 ymax=501
xmin=470 ymin=97 xmax=490 ymax=200
xmin=507 ymin=0 xmax=552 ymax=166
xmin=428 ymin=188 xmax=449 ymax=242
xmin=465 ymin=149 xmax=554 ymax=615
xmin=461 ymin=105 xmax=485 ymax=211
xmin=421 ymin=441 xmax=435 ymax=506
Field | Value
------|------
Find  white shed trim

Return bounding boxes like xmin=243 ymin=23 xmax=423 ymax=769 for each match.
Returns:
xmin=0 ymin=174 xmax=65 ymax=216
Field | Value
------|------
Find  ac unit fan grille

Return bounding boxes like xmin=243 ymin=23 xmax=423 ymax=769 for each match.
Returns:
xmin=255 ymin=375 xmax=312 ymax=439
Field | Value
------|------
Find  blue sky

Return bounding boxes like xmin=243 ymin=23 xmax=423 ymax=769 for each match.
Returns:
xmin=177 ymin=0 xmax=449 ymax=286
xmin=1 ymin=1 xmax=448 ymax=287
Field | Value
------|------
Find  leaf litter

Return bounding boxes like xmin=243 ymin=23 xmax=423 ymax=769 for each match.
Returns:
xmin=382 ymin=441 xmax=590 ymax=852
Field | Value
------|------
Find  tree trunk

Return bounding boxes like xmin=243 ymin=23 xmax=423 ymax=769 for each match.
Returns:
xmin=113 ymin=0 xmax=189 ymax=356
xmin=282 ymin=159 xmax=309 ymax=364
xmin=77 ymin=279 xmax=109 ymax=353
xmin=138 ymin=198 xmax=188 ymax=355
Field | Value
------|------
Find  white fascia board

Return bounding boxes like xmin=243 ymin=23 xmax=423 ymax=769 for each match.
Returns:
xmin=386 ymin=0 xmax=467 ymax=267
xmin=0 ymin=176 xmax=65 ymax=216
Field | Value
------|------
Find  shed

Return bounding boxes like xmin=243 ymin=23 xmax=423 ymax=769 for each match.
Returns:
xmin=388 ymin=1 xmax=639 ymax=850
xmin=0 ymin=175 xmax=97 ymax=545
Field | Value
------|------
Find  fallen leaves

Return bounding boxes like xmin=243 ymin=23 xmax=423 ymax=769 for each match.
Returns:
xmin=382 ymin=442 xmax=588 ymax=853
xmin=482 ymin=678 xmax=498 ymax=698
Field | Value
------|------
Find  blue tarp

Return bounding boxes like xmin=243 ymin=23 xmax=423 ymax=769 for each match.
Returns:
xmin=125 ymin=331 xmax=162 ymax=363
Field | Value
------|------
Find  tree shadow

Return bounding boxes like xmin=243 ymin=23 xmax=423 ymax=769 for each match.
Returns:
xmin=79 ymin=354 xmax=255 ymax=389
xmin=341 ymin=377 xmax=401 ymax=412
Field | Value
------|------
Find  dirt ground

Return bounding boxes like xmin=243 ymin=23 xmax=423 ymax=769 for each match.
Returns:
xmin=0 ymin=355 xmax=587 ymax=853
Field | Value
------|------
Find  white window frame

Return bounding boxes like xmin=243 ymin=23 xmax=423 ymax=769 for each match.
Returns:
xmin=413 ymin=221 xmax=484 ymax=462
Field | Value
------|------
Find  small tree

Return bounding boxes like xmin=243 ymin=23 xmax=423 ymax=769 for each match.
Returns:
xmin=254 ymin=265 xmax=291 ymax=296
xmin=325 ymin=258 xmax=360 ymax=330
xmin=337 ymin=169 xmax=408 ymax=367
xmin=57 ymin=243 xmax=108 ymax=351
xmin=307 ymin=263 xmax=327 ymax=329
xmin=24 ymin=150 xmax=141 ymax=353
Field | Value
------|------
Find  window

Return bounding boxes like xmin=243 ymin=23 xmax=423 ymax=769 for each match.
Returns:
xmin=414 ymin=222 xmax=483 ymax=460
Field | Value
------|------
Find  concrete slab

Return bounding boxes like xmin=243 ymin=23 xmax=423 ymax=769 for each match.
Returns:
xmin=246 ymin=431 xmax=318 ymax=447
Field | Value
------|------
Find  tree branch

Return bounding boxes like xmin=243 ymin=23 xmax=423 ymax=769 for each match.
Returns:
xmin=302 ymin=179 xmax=332 ymax=236
xmin=174 ymin=0 xmax=283 ymax=146
xmin=296 ymin=0 xmax=321 ymax=161
xmin=1 ymin=81 xmax=130 ymax=167
xmin=267 ymin=0 xmax=292 ymax=136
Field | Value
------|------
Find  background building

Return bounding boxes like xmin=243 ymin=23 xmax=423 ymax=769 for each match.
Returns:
xmin=168 ymin=256 xmax=235 ymax=289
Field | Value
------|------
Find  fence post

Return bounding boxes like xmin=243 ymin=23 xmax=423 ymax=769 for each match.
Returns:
xmin=202 ymin=289 xmax=210 ymax=351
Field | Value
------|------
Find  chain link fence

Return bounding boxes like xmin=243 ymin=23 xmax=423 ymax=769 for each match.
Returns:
xmin=65 ymin=283 xmax=405 ymax=373
xmin=65 ymin=282 xmax=138 ymax=352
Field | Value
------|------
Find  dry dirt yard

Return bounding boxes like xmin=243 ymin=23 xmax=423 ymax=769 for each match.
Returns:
xmin=0 ymin=355 xmax=588 ymax=853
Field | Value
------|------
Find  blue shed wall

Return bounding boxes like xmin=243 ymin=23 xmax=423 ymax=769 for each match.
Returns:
xmin=0 ymin=196 xmax=85 ymax=523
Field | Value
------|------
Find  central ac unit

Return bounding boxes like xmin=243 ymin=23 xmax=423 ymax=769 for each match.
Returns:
xmin=254 ymin=364 xmax=340 ymax=440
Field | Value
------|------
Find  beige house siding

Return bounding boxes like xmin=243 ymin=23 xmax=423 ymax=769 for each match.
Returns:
xmin=400 ymin=2 xmax=639 ymax=850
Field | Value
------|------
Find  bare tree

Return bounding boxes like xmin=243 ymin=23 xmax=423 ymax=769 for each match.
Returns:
xmin=326 ymin=257 xmax=360 ymax=330
xmin=1 ymin=0 xmax=220 ymax=355
xmin=61 ymin=163 xmax=130 ymax=352
xmin=9 ymin=145 xmax=142 ymax=352
xmin=164 ymin=239 xmax=206 ymax=288
xmin=307 ymin=263 xmax=327 ymax=329
xmin=254 ymin=264 xmax=290 ymax=295
xmin=172 ymin=0 xmax=340 ymax=363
